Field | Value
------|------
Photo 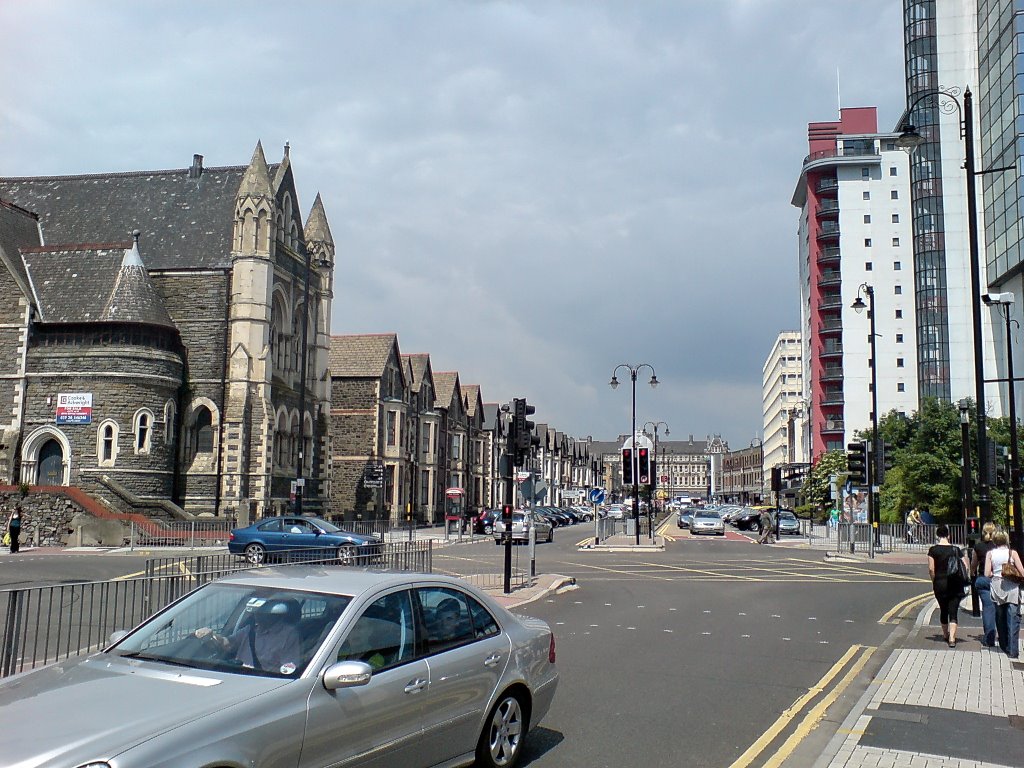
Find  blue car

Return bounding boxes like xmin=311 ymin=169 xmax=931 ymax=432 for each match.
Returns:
xmin=228 ymin=516 xmax=382 ymax=566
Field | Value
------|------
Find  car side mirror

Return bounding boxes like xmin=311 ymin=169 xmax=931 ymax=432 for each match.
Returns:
xmin=323 ymin=660 xmax=373 ymax=690
xmin=108 ymin=630 xmax=130 ymax=645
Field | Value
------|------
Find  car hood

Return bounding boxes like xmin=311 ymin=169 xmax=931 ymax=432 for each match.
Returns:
xmin=0 ymin=654 xmax=291 ymax=768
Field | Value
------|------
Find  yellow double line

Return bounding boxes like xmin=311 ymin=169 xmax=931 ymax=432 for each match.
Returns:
xmin=729 ymin=644 xmax=876 ymax=768
xmin=877 ymin=591 xmax=933 ymax=624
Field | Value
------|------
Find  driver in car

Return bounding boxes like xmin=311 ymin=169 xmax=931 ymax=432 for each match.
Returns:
xmin=195 ymin=598 xmax=303 ymax=674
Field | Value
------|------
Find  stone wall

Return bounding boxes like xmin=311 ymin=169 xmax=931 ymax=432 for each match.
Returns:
xmin=0 ymin=490 xmax=92 ymax=547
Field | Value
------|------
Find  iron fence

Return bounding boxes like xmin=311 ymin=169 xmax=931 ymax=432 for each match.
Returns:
xmin=834 ymin=523 xmax=966 ymax=557
xmin=1 ymin=540 xmax=433 ymax=679
xmin=433 ymin=538 xmax=530 ymax=591
xmin=128 ymin=519 xmax=235 ymax=549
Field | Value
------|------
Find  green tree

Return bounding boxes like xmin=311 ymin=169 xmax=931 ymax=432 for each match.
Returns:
xmin=800 ymin=450 xmax=846 ymax=519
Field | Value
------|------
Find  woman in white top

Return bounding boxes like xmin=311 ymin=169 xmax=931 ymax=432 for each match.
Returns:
xmin=985 ymin=530 xmax=1024 ymax=659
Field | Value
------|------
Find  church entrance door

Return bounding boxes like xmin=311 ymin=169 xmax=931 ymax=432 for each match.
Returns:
xmin=38 ymin=439 xmax=64 ymax=485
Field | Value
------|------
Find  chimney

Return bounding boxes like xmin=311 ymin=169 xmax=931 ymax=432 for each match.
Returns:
xmin=189 ymin=154 xmax=204 ymax=179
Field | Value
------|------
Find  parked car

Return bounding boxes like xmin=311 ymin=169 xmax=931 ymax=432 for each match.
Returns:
xmin=493 ymin=511 xmax=555 ymax=544
xmin=689 ymin=508 xmax=725 ymax=536
xmin=474 ymin=509 xmax=502 ymax=534
xmin=677 ymin=510 xmax=694 ymax=529
xmin=228 ymin=517 xmax=382 ymax=566
xmin=604 ymin=505 xmax=627 ymax=520
xmin=777 ymin=509 xmax=802 ymax=535
xmin=0 ymin=568 xmax=558 ymax=768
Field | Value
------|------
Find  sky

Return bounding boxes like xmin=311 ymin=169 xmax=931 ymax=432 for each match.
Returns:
xmin=0 ymin=0 xmax=908 ymax=447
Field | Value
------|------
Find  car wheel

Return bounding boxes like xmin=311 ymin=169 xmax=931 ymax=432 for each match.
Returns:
xmin=484 ymin=524 xmax=494 ymax=534
xmin=336 ymin=544 xmax=358 ymax=566
xmin=244 ymin=543 xmax=266 ymax=564
xmin=476 ymin=690 xmax=526 ymax=768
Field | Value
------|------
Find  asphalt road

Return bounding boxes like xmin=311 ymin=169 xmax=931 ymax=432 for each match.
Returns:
xmin=0 ymin=551 xmax=155 ymax=589
xmin=499 ymin=528 xmax=930 ymax=767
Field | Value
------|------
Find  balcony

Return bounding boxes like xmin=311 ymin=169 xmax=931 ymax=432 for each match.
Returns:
xmin=821 ymin=418 xmax=845 ymax=433
xmin=817 ymin=246 xmax=840 ymax=265
xmin=816 ymin=177 xmax=839 ymax=195
xmin=816 ymin=222 xmax=840 ymax=241
xmin=818 ymin=294 xmax=843 ymax=311
xmin=818 ymin=271 xmax=841 ymax=288
xmin=821 ymin=392 xmax=845 ymax=406
xmin=815 ymin=200 xmax=840 ymax=218
xmin=820 ymin=366 xmax=844 ymax=382
xmin=819 ymin=345 xmax=843 ymax=359
xmin=818 ymin=318 xmax=843 ymax=336
xmin=803 ymin=145 xmax=880 ymax=166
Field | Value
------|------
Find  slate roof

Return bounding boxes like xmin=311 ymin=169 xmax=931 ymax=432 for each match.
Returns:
xmin=402 ymin=353 xmax=430 ymax=394
xmin=462 ymin=384 xmax=481 ymax=417
xmin=21 ymin=241 xmax=175 ymax=327
xmin=0 ymin=163 xmax=278 ymax=272
xmin=0 ymin=199 xmax=40 ymax=296
xmin=329 ymin=334 xmax=399 ymax=378
xmin=433 ymin=372 xmax=459 ymax=410
xmin=482 ymin=403 xmax=501 ymax=431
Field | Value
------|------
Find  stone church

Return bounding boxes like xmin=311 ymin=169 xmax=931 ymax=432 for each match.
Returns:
xmin=0 ymin=143 xmax=334 ymax=519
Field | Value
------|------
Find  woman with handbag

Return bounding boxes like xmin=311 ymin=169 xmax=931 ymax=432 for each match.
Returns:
xmin=971 ymin=522 xmax=999 ymax=647
xmin=928 ymin=524 xmax=970 ymax=648
xmin=985 ymin=530 xmax=1024 ymax=659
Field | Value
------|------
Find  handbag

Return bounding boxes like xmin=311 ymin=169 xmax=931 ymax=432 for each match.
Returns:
xmin=1001 ymin=560 xmax=1024 ymax=582
xmin=1 ymin=531 xmax=9 ymax=547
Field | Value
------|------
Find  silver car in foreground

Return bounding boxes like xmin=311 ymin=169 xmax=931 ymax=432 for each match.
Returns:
xmin=690 ymin=508 xmax=725 ymax=536
xmin=0 ymin=567 xmax=558 ymax=768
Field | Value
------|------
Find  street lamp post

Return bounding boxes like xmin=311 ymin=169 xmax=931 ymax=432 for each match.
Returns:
xmin=959 ymin=399 xmax=974 ymax=525
xmin=610 ymin=364 xmax=659 ymax=545
xmin=852 ymin=283 xmax=879 ymax=536
xmin=983 ymin=292 xmax=1023 ymax=552
xmin=643 ymin=421 xmax=669 ymax=538
xmin=897 ymin=86 xmax=1014 ymax=524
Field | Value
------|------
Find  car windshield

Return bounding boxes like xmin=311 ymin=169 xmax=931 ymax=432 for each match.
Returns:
xmin=314 ymin=519 xmax=342 ymax=533
xmin=779 ymin=511 xmax=796 ymax=520
xmin=695 ymin=510 xmax=719 ymax=519
xmin=111 ymin=583 xmax=352 ymax=678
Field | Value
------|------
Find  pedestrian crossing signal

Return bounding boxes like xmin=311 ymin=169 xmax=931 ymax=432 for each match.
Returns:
xmin=638 ymin=448 xmax=650 ymax=484
xmin=622 ymin=448 xmax=633 ymax=485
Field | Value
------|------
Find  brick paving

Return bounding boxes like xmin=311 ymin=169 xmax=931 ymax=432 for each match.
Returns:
xmin=824 ymin=647 xmax=1024 ymax=768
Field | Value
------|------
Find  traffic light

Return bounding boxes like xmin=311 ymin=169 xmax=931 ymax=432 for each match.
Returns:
xmin=622 ymin=448 xmax=633 ymax=485
xmin=966 ymin=515 xmax=981 ymax=539
xmin=770 ymin=466 xmax=782 ymax=493
xmin=637 ymin=448 xmax=651 ymax=484
xmin=847 ymin=442 xmax=867 ymax=486
xmin=877 ymin=442 xmax=894 ymax=483
xmin=513 ymin=398 xmax=536 ymax=451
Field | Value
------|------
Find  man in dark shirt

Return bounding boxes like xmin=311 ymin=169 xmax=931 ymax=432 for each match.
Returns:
xmin=197 ymin=598 xmax=303 ymax=674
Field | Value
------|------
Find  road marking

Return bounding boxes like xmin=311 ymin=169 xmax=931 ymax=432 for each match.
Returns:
xmin=760 ymin=645 xmax=875 ymax=768
xmin=877 ymin=591 xmax=934 ymax=624
xmin=727 ymin=644 xmax=868 ymax=768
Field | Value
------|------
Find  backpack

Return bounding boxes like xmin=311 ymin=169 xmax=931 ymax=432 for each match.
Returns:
xmin=946 ymin=547 xmax=968 ymax=582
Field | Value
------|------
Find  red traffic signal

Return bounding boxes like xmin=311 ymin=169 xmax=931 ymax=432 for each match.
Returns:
xmin=638 ymin=448 xmax=650 ymax=484
xmin=502 ymin=504 xmax=513 ymax=521
xmin=966 ymin=515 xmax=981 ymax=537
xmin=622 ymin=448 xmax=633 ymax=484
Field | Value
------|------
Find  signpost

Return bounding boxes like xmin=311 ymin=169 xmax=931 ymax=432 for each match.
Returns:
xmin=55 ymin=393 xmax=92 ymax=425
xmin=589 ymin=487 xmax=606 ymax=544
xmin=362 ymin=461 xmax=384 ymax=489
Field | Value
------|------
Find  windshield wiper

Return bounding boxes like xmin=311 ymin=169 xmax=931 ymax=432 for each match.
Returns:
xmin=118 ymin=652 xmax=193 ymax=668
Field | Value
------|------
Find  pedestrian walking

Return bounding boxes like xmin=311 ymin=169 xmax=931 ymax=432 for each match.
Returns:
xmin=927 ymin=524 xmax=969 ymax=648
xmin=971 ymin=521 xmax=999 ymax=647
xmin=6 ymin=506 xmax=22 ymax=554
xmin=985 ymin=530 xmax=1024 ymax=659
xmin=757 ymin=508 xmax=774 ymax=544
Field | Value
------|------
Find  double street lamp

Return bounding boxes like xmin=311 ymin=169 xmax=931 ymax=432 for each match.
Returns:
xmin=610 ymin=364 xmax=659 ymax=545
xmin=852 ymin=283 xmax=880 ymax=534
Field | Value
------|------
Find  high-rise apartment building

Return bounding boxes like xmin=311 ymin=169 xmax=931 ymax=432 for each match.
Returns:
xmin=793 ymin=107 xmax=919 ymax=459
xmin=762 ymin=332 xmax=807 ymax=474
xmin=900 ymin=0 xmax=1001 ymax=412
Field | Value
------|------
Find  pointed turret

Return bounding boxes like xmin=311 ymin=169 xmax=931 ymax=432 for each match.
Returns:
xmin=304 ymin=193 xmax=334 ymax=248
xmin=238 ymin=141 xmax=274 ymax=199
xmin=233 ymin=141 xmax=275 ymax=256
xmin=273 ymin=142 xmax=292 ymax=191
xmin=102 ymin=231 xmax=175 ymax=327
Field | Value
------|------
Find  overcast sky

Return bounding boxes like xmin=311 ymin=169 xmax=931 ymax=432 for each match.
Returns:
xmin=0 ymin=1 xmax=907 ymax=447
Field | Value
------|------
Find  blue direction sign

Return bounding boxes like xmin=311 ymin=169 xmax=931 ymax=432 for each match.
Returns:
xmin=588 ymin=488 xmax=606 ymax=504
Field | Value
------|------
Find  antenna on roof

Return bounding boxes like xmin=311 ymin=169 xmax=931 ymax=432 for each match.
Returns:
xmin=837 ymin=66 xmax=842 ymax=114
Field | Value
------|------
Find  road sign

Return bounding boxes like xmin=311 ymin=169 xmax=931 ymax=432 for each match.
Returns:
xmin=660 ymin=475 xmax=669 ymax=483
xmin=516 ymin=471 xmax=531 ymax=484
xmin=362 ymin=461 xmax=384 ymax=489
xmin=588 ymin=488 xmax=606 ymax=504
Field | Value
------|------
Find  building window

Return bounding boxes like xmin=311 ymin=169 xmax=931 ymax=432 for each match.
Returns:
xmin=866 ymin=262 xmax=873 ymax=270
xmin=386 ymin=410 xmax=398 ymax=447
xmin=889 ymin=166 xmax=898 ymax=176
xmin=891 ymin=238 xmax=900 ymax=247
xmin=97 ymin=420 xmax=119 ymax=467
xmin=897 ymin=358 xmax=905 ymax=368
xmin=134 ymin=410 xmax=154 ymax=454
xmin=892 ymin=213 xmax=900 ymax=223
xmin=863 ymin=191 xmax=870 ymax=200
xmin=864 ymin=214 xmax=871 ymax=224
xmin=894 ymin=260 xmax=902 ymax=270
xmin=865 ymin=239 xmax=872 ymax=247
xmin=422 ymin=422 xmax=433 ymax=455
xmin=890 ymin=190 xmax=899 ymax=199
xmin=193 ymin=406 xmax=214 ymax=455
xmin=164 ymin=400 xmax=175 ymax=444
xmin=861 ymin=167 xmax=870 ymax=178
xmin=895 ymin=309 xmax=903 ymax=319
xmin=897 ymin=382 xmax=906 ymax=392
xmin=896 ymin=333 xmax=904 ymax=343
xmin=895 ymin=285 xmax=902 ymax=294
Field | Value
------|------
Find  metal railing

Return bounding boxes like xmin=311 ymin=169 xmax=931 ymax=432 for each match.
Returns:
xmin=834 ymin=522 xmax=966 ymax=557
xmin=434 ymin=543 xmax=530 ymax=591
xmin=1 ymin=541 xmax=433 ymax=679
xmin=128 ymin=519 xmax=235 ymax=549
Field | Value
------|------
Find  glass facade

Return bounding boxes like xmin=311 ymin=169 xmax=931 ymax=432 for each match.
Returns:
xmin=904 ymin=0 xmax=953 ymax=400
xmin=978 ymin=0 xmax=1024 ymax=282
